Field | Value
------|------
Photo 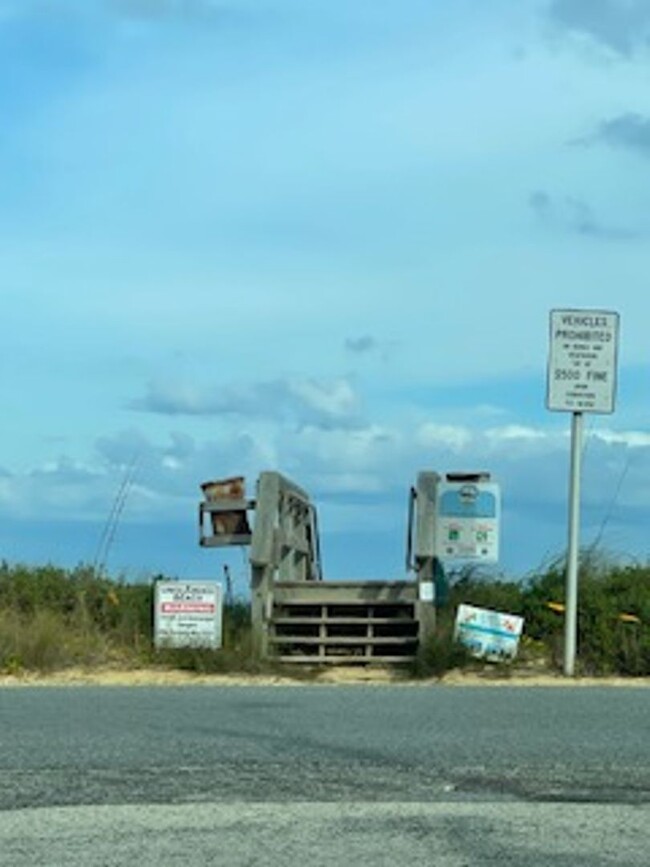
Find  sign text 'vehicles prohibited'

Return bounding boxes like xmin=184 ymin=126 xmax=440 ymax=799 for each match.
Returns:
xmin=547 ymin=309 xmax=619 ymax=414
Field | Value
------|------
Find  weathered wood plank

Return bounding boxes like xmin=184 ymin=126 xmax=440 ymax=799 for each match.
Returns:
xmin=269 ymin=636 xmax=417 ymax=646
xmin=275 ymin=655 xmax=415 ymax=664
xmin=200 ymin=534 xmax=252 ymax=547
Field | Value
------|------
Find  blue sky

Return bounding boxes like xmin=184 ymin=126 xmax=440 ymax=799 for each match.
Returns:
xmin=2 ymin=0 xmax=650 ymax=588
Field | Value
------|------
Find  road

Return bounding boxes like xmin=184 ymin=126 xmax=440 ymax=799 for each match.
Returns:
xmin=0 ymin=684 xmax=648 ymax=865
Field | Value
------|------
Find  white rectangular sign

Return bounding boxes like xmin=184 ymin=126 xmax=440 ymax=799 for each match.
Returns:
xmin=547 ymin=309 xmax=619 ymax=413
xmin=154 ymin=580 xmax=223 ymax=649
xmin=434 ymin=480 xmax=500 ymax=562
xmin=454 ymin=604 xmax=524 ymax=661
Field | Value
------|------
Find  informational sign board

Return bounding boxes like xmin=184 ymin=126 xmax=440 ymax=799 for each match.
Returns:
xmin=154 ymin=580 xmax=223 ymax=649
xmin=547 ymin=309 xmax=619 ymax=413
xmin=434 ymin=479 xmax=500 ymax=562
xmin=454 ymin=604 xmax=524 ymax=661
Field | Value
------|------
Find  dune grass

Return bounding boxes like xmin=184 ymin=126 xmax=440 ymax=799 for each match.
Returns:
xmin=0 ymin=562 xmax=253 ymax=674
xmin=414 ymin=553 xmax=650 ymax=677
xmin=0 ymin=555 xmax=648 ymax=676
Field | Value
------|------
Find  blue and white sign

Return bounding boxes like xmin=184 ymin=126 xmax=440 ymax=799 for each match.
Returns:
xmin=454 ymin=604 xmax=524 ymax=661
xmin=434 ymin=478 xmax=500 ymax=562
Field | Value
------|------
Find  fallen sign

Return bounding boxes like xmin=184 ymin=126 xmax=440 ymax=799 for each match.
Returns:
xmin=154 ymin=580 xmax=223 ymax=649
xmin=454 ymin=604 xmax=524 ymax=662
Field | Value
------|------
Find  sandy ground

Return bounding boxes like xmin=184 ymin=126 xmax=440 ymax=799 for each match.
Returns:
xmin=1 ymin=666 xmax=649 ymax=688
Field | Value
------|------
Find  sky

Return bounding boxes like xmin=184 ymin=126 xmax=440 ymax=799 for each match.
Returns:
xmin=2 ymin=0 xmax=650 ymax=591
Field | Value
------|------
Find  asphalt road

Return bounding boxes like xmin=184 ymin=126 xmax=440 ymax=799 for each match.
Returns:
xmin=0 ymin=685 xmax=648 ymax=865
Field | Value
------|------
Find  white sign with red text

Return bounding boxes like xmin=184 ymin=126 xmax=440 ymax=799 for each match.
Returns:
xmin=154 ymin=580 xmax=223 ymax=649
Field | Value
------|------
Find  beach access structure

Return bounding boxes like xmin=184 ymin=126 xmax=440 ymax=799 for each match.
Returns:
xmin=199 ymin=471 xmax=442 ymax=664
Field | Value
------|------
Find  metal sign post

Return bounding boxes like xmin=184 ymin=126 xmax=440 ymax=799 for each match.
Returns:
xmin=546 ymin=309 xmax=619 ymax=676
xmin=564 ymin=411 xmax=583 ymax=676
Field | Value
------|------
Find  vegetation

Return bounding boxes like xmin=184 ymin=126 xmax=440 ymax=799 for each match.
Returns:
xmin=0 ymin=562 xmax=253 ymax=674
xmin=412 ymin=553 xmax=650 ymax=677
xmin=0 ymin=554 xmax=648 ymax=677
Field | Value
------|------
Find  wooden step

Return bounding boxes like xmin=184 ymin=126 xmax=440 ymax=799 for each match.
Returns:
xmin=275 ymin=655 xmax=415 ymax=665
xmin=272 ymin=617 xmax=416 ymax=626
xmin=269 ymin=635 xmax=418 ymax=646
xmin=274 ymin=594 xmax=415 ymax=610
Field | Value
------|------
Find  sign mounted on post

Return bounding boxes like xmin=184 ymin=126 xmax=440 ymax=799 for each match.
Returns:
xmin=546 ymin=307 xmax=620 ymax=678
xmin=434 ymin=474 xmax=500 ymax=563
xmin=547 ymin=309 xmax=619 ymax=414
xmin=154 ymin=580 xmax=223 ymax=649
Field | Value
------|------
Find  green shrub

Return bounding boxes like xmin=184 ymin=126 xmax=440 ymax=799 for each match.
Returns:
xmin=0 ymin=555 xmax=648 ymax=676
xmin=409 ymin=609 xmax=471 ymax=678
xmin=449 ymin=574 xmax=524 ymax=616
xmin=0 ymin=562 xmax=257 ymax=674
xmin=519 ymin=554 xmax=650 ymax=675
xmin=0 ymin=608 xmax=109 ymax=672
xmin=431 ymin=553 xmax=650 ymax=676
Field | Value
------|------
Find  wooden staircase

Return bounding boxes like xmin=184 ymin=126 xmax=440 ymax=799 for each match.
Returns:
xmin=199 ymin=472 xmax=435 ymax=664
xmin=269 ymin=581 xmax=419 ymax=664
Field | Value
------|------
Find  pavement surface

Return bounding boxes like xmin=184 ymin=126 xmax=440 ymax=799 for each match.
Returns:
xmin=0 ymin=684 xmax=648 ymax=864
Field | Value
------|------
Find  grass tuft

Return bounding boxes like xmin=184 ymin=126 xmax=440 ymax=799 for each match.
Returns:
xmin=0 ymin=551 xmax=648 ymax=676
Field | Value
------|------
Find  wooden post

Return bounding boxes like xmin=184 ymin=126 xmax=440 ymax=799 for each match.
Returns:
xmin=250 ymin=473 xmax=281 ymax=660
xmin=414 ymin=472 xmax=440 ymax=648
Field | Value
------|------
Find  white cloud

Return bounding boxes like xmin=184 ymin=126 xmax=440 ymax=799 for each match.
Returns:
xmin=288 ymin=379 xmax=359 ymax=427
xmin=2 ymin=411 xmax=650 ymax=575
xmin=310 ymin=472 xmax=384 ymax=495
xmin=593 ymin=429 xmax=650 ymax=448
xmin=486 ymin=425 xmax=548 ymax=441
xmin=129 ymin=376 xmax=363 ymax=430
xmin=4 ymin=1 xmax=650 ymax=576
xmin=287 ymin=424 xmax=397 ymax=485
xmin=416 ymin=423 xmax=473 ymax=452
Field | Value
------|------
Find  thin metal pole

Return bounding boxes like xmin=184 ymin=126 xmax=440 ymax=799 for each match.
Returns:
xmin=564 ymin=411 xmax=583 ymax=677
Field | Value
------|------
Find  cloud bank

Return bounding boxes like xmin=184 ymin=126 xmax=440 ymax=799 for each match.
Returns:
xmin=590 ymin=113 xmax=650 ymax=156
xmin=130 ymin=377 xmax=363 ymax=430
xmin=548 ymin=0 xmax=650 ymax=56
xmin=529 ymin=190 xmax=639 ymax=240
xmin=1 ymin=418 xmax=648 ymax=571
